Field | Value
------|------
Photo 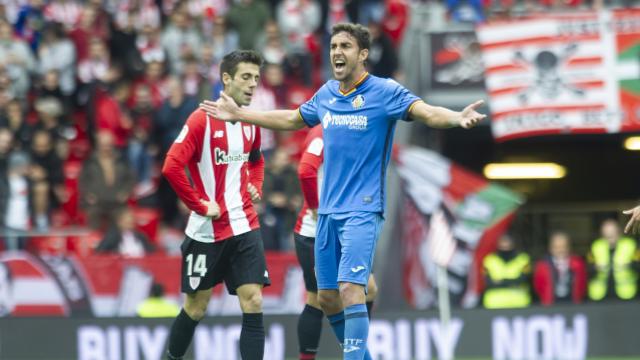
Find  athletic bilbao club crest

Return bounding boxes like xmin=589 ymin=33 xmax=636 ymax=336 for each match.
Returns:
xmin=189 ymin=276 xmax=201 ymax=290
xmin=243 ymin=126 xmax=252 ymax=141
xmin=351 ymin=95 xmax=365 ymax=109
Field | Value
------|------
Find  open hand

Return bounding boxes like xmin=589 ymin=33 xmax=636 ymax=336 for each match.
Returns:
xmin=460 ymin=100 xmax=486 ymax=129
xmin=248 ymin=183 xmax=261 ymax=202
xmin=199 ymin=92 xmax=238 ymax=121
xmin=623 ymin=205 xmax=640 ymax=234
xmin=200 ymin=199 xmax=221 ymax=219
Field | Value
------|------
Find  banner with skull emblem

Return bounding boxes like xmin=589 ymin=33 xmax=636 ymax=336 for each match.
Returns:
xmin=477 ymin=9 xmax=640 ymax=141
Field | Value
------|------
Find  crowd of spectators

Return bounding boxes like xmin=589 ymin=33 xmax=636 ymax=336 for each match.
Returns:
xmin=0 ymin=0 xmax=403 ymax=254
xmin=482 ymin=219 xmax=640 ymax=308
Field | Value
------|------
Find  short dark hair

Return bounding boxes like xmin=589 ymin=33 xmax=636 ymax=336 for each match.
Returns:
xmin=331 ymin=23 xmax=371 ymax=51
xmin=219 ymin=50 xmax=263 ymax=80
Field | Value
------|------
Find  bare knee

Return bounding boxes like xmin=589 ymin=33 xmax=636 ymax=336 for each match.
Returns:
xmin=183 ymin=291 xmax=211 ymax=321
xmin=318 ymin=290 xmax=341 ymax=315
xmin=238 ymin=285 xmax=263 ymax=313
xmin=306 ymin=291 xmax=321 ymax=309
xmin=183 ymin=301 xmax=207 ymax=321
xmin=339 ymin=282 xmax=366 ymax=307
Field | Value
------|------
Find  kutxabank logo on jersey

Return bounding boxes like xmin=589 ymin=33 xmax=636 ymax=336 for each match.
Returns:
xmin=322 ymin=111 xmax=368 ymax=130
xmin=214 ymin=148 xmax=250 ymax=165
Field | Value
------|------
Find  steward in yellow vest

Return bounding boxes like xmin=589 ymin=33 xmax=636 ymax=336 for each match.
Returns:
xmin=483 ymin=234 xmax=531 ymax=309
xmin=588 ymin=220 xmax=640 ymax=301
xmin=137 ymin=283 xmax=180 ymax=318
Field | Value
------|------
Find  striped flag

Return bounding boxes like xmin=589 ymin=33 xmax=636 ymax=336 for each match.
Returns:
xmin=395 ymin=146 xmax=523 ymax=308
xmin=477 ymin=10 xmax=640 ymax=141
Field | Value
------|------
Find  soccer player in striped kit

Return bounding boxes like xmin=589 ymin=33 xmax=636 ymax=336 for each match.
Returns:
xmin=162 ymin=50 xmax=269 ymax=360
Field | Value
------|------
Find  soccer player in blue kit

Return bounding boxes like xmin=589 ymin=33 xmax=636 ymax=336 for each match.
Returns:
xmin=200 ymin=23 xmax=485 ymax=359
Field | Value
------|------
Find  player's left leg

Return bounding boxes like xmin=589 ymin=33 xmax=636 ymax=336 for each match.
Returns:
xmin=236 ymin=284 xmax=266 ymax=360
xmin=337 ymin=212 xmax=383 ymax=360
xmin=226 ymin=230 xmax=271 ymax=360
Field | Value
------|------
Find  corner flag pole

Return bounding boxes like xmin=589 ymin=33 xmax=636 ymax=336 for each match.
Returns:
xmin=436 ymin=264 xmax=452 ymax=360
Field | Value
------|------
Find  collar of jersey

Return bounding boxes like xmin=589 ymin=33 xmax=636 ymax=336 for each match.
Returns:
xmin=338 ymin=72 xmax=370 ymax=96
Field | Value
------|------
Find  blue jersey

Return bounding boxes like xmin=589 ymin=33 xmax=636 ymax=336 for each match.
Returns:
xmin=298 ymin=73 xmax=420 ymax=215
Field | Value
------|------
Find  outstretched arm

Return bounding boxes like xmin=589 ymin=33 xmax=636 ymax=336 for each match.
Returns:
xmin=199 ymin=93 xmax=306 ymax=130
xmin=409 ymin=100 xmax=486 ymax=129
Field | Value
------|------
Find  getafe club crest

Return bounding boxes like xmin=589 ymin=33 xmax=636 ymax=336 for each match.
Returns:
xmin=351 ymin=95 xmax=365 ymax=109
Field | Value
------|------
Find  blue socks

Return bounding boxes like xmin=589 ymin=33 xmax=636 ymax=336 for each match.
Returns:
xmin=344 ymin=304 xmax=370 ymax=360
xmin=328 ymin=305 xmax=371 ymax=360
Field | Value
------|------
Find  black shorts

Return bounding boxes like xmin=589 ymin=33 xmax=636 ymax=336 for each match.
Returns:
xmin=294 ymin=233 xmax=317 ymax=292
xmin=180 ymin=229 xmax=271 ymax=295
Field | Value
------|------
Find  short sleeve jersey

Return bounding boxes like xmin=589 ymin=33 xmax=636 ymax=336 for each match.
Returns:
xmin=298 ymin=73 xmax=420 ymax=214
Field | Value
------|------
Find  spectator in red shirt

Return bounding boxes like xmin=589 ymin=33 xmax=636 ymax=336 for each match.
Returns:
xmin=533 ymin=231 xmax=587 ymax=305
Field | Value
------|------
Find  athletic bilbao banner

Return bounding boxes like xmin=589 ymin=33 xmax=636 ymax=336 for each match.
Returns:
xmin=394 ymin=147 xmax=523 ymax=309
xmin=477 ymin=10 xmax=640 ymax=141
xmin=0 ymin=251 xmax=305 ymax=317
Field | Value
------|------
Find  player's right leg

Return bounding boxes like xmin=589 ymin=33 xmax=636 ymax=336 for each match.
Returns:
xmin=167 ymin=236 xmax=225 ymax=360
xmin=294 ymin=233 xmax=324 ymax=360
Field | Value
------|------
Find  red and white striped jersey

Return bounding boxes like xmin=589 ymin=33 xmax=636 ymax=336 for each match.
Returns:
xmin=294 ymin=126 xmax=323 ymax=237
xmin=162 ymin=109 xmax=264 ymax=243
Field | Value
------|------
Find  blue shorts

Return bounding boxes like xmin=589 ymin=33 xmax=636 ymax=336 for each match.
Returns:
xmin=315 ymin=211 xmax=383 ymax=290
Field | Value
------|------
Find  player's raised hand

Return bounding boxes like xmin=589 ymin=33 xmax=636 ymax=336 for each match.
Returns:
xmin=200 ymin=199 xmax=221 ymax=219
xmin=199 ymin=92 xmax=239 ymax=121
xmin=460 ymin=100 xmax=487 ymax=129
xmin=248 ymin=183 xmax=261 ymax=202
xmin=623 ymin=205 xmax=640 ymax=234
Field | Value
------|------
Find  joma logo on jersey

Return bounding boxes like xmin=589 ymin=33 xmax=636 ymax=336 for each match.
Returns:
xmin=322 ymin=112 xmax=368 ymax=131
xmin=214 ymin=148 xmax=250 ymax=165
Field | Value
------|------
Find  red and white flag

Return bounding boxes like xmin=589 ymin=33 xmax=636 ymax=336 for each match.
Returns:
xmin=477 ymin=10 xmax=640 ymax=141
